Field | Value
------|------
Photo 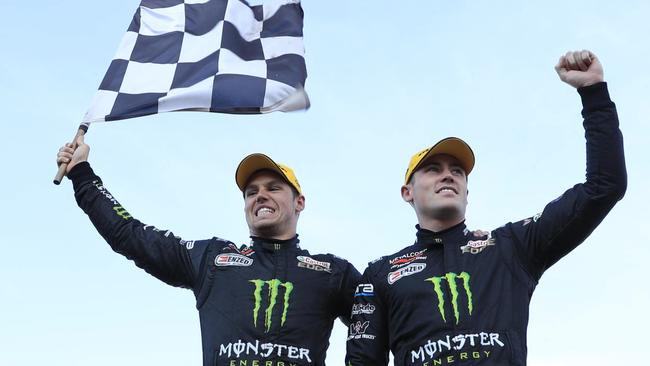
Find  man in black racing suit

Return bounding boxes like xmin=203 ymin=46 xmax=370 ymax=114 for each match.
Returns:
xmin=345 ymin=50 xmax=627 ymax=365
xmin=56 ymin=147 xmax=360 ymax=366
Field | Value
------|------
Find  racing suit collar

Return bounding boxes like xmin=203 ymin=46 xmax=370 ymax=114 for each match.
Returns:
xmin=415 ymin=221 xmax=467 ymax=247
xmin=250 ymin=235 xmax=300 ymax=251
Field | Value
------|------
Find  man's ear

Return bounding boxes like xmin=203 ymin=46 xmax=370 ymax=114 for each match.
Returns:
xmin=401 ymin=184 xmax=413 ymax=203
xmin=295 ymin=194 xmax=306 ymax=213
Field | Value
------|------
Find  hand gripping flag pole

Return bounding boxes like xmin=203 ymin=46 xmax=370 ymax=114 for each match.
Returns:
xmin=53 ymin=124 xmax=89 ymax=185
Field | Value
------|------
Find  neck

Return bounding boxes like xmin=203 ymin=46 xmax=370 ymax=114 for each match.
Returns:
xmin=250 ymin=229 xmax=297 ymax=241
xmin=417 ymin=216 xmax=465 ymax=233
xmin=251 ymin=234 xmax=299 ymax=243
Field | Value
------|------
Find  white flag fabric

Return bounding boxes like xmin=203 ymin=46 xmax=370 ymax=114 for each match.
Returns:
xmin=83 ymin=0 xmax=309 ymax=123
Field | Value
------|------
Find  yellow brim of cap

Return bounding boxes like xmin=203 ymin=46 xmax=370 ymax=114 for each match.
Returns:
xmin=235 ymin=153 xmax=302 ymax=194
xmin=404 ymin=137 xmax=475 ymax=184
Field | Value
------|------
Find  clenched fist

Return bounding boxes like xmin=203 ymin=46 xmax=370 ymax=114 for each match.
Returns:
xmin=555 ymin=50 xmax=604 ymax=88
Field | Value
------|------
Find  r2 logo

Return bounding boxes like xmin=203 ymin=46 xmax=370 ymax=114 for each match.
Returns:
xmin=354 ymin=283 xmax=374 ymax=297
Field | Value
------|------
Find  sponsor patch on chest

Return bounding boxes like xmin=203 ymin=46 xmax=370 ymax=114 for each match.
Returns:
xmin=388 ymin=263 xmax=426 ymax=284
xmin=460 ymin=237 xmax=496 ymax=255
xmin=389 ymin=249 xmax=427 ymax=269
xmin=297 ymin=256 xmax=332 ymax=273
xmin=354 ymin=283 xmax=374 ymax=297
xmin=347 ymin=320 xmax=375 ymax=341
xmin=351 ymin=303 xmax=376 ymax=315
xmin=215 ymin=253 xmax=254 ymax=267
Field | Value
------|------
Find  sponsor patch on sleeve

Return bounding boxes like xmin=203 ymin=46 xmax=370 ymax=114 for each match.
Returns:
xmin=523 ymin=212 xmax=543 ymax=226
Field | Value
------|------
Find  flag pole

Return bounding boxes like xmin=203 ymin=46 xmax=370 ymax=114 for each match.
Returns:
xmin=53 ymin=124 xmax=89 ymax=185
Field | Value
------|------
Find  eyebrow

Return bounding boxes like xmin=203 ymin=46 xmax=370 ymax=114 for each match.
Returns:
xmin=423 ymin=161 xmax=464 ymax=172
xmin=245 ymin=179 xmax=286 ymax=191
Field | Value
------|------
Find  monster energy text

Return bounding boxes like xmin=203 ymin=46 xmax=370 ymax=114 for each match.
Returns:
xmin=425 ymin=272 xmax=473 ymax=324
xmin=410 ymin=332 xmax=505 ymax=363
xmin=219 ymin=339 xmax=312 ymax=363
xmin=250 ymin=279 xmax=294 ymax=332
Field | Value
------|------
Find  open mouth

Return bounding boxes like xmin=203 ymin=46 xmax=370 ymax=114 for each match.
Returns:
xmin=256 ymin=207 xmax=275 ymax=217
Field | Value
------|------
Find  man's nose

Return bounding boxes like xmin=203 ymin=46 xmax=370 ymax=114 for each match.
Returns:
xmin=255 ymin=190 xmax=269 ymax=202
xmin=441 ymin=170 xmax=455 ymax=182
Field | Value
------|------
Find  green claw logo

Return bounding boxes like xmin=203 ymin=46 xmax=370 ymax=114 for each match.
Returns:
xmin=249 ymin=279 xmax=294 ymax=332
xmin=425 ymin=272 xmax=473 ymax=324
xmin=113 ymin=205 xmax=131 ymax=220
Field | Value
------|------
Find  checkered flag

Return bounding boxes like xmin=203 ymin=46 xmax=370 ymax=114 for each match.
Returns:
xmin=82 ymin=0 xmax=309 ymax=123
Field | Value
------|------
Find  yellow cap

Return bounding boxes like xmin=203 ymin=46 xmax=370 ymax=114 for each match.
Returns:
xmin=404 ymin=137 xmax=475 ymax=184
xmin=236 ymin=153 xmax=302 ymax=194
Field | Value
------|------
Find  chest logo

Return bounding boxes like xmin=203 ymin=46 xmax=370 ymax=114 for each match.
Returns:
xmin=297 ymin=256 xmax=332 ymax=273
xmin=424 ymin=272 xmax=473 ymax=324
xmin=215 ymin=253 xmax=253 ymax=267
xmin=460 ymin=237 xmax=495 ymax=255
xmin=354 ymin=283 xmax=374 ymax=297
xmin=389 ymin=249 xmax=427 ymax=269
xmin=351 ymin=303 xmax=376 ymax=315
xmin=388 ymin=263 xmax=426 ymax=284
xmin=249 ymin=279 xmax=294 ymax=332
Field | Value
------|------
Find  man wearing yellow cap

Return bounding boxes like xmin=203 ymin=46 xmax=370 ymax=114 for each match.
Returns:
xmin=346 ymin=50 xmax=627 ymax=365
xmin=56 ymin=144 xmax=360 ymax=366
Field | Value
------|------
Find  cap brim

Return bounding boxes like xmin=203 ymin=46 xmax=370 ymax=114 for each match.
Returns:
xmin=236 ymin=153 xmax=287 ymax=192
xmin=415 ymin=137 xmax=475 ymax=176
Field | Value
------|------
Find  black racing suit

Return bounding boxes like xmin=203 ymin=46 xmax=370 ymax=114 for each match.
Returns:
xmin=68 ymin=163 xmax=361 ymax=366
xmin=345 ymin=82 xmax=627 ymax=366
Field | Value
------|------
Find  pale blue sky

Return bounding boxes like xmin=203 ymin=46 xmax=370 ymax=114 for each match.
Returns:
xmin=1 ymin=1 xmax=648 ymax=365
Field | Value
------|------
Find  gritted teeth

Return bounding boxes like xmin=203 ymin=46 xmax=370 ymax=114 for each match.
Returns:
xmin=256 ymin=207 xmax=275 ymax=216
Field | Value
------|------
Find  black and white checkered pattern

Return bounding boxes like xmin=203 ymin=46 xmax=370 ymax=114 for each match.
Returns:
xmin=83 ymin=0 xmax=309 ymax=123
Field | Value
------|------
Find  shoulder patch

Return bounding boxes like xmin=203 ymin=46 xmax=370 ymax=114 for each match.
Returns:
xmin=180 ymin=239 xmax=195 ymax=250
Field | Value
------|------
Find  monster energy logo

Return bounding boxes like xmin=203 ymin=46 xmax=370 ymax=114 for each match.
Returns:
xmin=425 ymin=272 xmax=473 ymax=324
xmin=249 ymin=279 xmax=294 ymax=332
xmin=113 ymin=205 xmax=131 ymax=220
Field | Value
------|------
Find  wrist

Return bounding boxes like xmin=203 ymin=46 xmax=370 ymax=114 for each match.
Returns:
xmin=578 ymin=77 xmax=604 ymax=88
